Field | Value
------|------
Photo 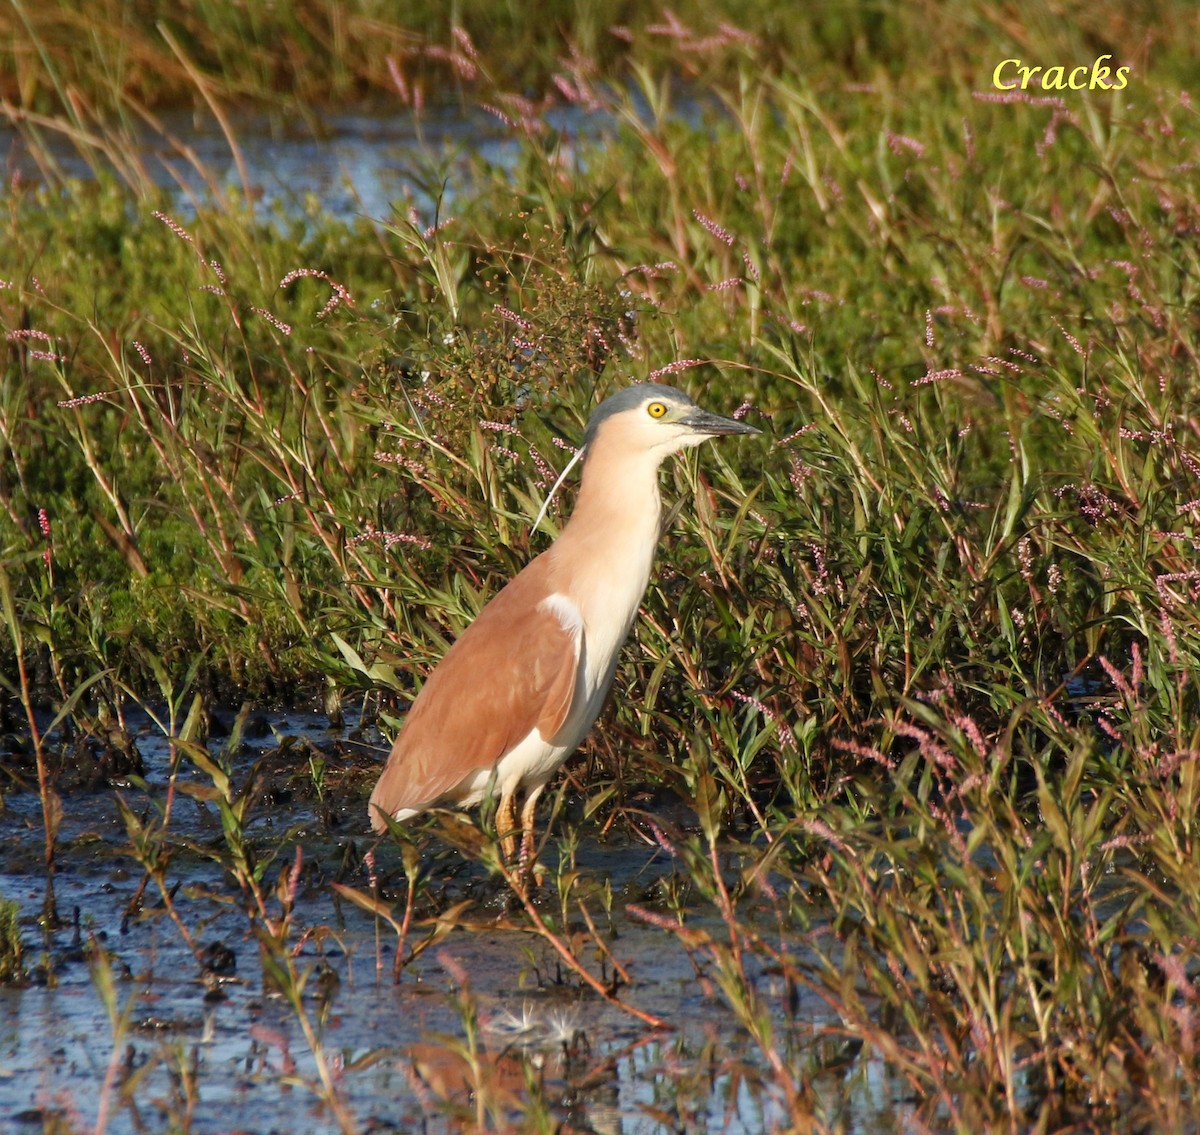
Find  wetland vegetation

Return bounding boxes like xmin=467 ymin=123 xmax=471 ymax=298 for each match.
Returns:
xmin=2 ymin=0 xmax=1200 ymax=1131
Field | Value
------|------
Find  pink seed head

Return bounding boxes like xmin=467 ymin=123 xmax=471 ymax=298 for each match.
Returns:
xmin=692 ymin=210 xmax=735 ymax=246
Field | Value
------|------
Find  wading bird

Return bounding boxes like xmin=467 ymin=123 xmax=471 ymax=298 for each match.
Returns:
xmin=369 ymin=383 xmax=759 ymax=874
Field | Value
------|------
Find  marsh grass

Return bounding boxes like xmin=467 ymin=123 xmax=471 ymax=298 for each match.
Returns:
xmin=0 ymin=897 xmax=23 ymax=982
xmin=3 ymin=0 xmax=1200 ymax=1130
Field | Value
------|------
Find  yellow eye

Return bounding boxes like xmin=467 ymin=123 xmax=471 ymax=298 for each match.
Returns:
xmin=647 ymin=401 xmax=668 ymax=419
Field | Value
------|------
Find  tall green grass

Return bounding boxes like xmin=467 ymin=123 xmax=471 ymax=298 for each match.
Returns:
xmin=2 ymin=1 xmax=1200 ymax=1129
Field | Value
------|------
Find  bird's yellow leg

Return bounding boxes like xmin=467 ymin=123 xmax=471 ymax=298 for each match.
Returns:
xmin=518 ymin=785 xmax=545 ymax=872
xmin=498 ymin=785 xmax=519 ymax=866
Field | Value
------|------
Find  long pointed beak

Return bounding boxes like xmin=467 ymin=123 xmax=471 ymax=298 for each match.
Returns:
xmin=680 ymin=408 xmax=762 ymax=437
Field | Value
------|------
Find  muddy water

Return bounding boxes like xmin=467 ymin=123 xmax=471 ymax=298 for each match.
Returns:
xmin=0 ymin=710 xmax=907 ymax=1133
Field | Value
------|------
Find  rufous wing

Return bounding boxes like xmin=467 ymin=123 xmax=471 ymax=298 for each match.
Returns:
xmin=368 ymin=554 xmax=582 ymax=832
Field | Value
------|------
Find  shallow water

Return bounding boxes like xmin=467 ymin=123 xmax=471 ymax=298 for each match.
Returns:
xmin=2 ymin=99 xmax=615 ymax=223
xmin=0 ymin=708 xmax=910 ymax=1133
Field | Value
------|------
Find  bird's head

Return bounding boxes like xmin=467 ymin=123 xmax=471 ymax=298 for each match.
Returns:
xmin=583 ymin=383 xmax=760 ymax=460
xmin=531 ymin=383 xmax=760 ymax=532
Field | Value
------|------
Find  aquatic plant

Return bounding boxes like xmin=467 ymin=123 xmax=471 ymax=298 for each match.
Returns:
xmin=0 ymin=899 xmax=23 ymax=983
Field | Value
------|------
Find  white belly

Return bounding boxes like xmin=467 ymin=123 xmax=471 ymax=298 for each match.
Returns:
xmin=485 ymin=727 xmax=571 ymax=799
